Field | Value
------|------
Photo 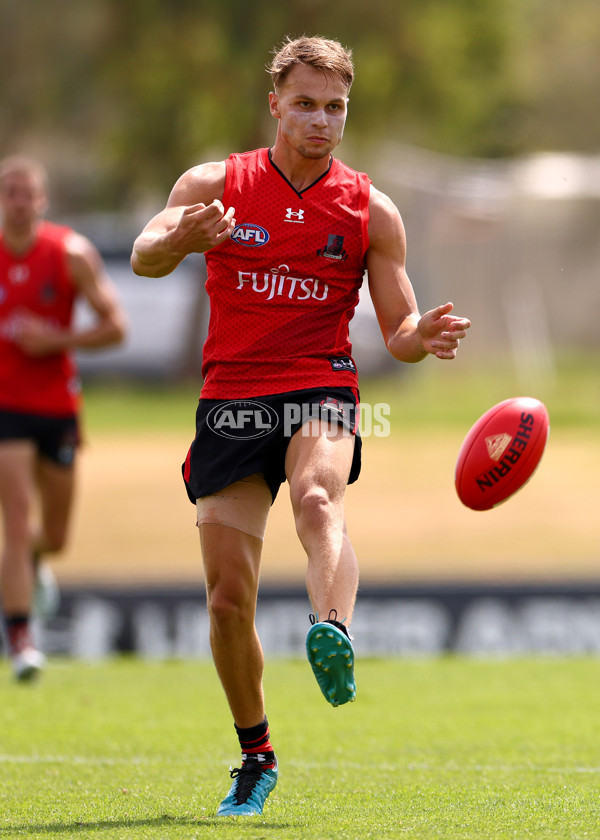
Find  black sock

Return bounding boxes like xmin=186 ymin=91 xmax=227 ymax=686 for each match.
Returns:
xmin=235 ymin=717 xmax=276 ymax=768
xmin=4 ymin=615 xmax=32 ymax=655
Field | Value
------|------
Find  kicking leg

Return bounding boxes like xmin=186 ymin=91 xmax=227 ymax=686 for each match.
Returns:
xmin=285 ymin=418 xmax=359 ymax=623
xmin=286 ymin=419 xmax=359 ymax=706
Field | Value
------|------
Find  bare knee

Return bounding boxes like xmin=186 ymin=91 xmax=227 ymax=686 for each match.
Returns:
xmin=292 ymin=485 xmax=335 ymax=533
xmin=200 ymin=523 xmax=262 ymax=632
xmin=208 ymin=583 xmax=256 ymax=629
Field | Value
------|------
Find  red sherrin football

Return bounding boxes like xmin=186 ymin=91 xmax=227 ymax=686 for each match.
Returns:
xmin=455 ymin=397 xmax=550 ymax=511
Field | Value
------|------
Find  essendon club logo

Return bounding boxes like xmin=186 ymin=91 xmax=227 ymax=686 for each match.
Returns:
xmin=317 ymin=234 xmax=348 ymax=261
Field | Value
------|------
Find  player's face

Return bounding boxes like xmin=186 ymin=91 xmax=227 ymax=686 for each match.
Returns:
xmin=270 ymin=64 xmax=349 ymax=160
xmin=0 ymin=170 xmax=47 ymax=232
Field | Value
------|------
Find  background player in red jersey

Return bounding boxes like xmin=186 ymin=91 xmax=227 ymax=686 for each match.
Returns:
xmin=0 ymin=156 xmax=127 ymax=680
xmin=132 ymin=36 xmax=470 ymax=816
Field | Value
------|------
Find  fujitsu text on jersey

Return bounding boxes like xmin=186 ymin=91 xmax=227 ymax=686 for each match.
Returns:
xmin=236 ymin=268 xmax=329 ymax=302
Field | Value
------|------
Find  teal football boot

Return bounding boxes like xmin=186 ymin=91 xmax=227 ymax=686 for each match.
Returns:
xmin=217 ymin=758 xmax=278 ymax=816
xmin=306 ymin=611 xmax=356 ymax=707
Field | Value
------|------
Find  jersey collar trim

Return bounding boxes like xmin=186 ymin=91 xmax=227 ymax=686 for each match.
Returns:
xmin=267 ymin=148 xmax=333 ymax=198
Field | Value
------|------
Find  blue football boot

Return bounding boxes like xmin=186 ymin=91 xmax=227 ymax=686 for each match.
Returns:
xmin=216 ymin=757 xmax=278 ymax=816
xmin=306 ymin=610 xmax=356 ymax=707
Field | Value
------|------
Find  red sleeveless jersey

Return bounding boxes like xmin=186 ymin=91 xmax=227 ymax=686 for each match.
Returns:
xmin=201 ymin=147 xmax=371 ymax=398
xmin=0 ymin=220 xmax=81 ymax=415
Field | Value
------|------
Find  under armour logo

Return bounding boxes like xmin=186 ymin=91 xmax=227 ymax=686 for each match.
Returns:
xmin=8 ymin=264 xmax=30 ymax=284
xmin=285 ymin=208 xmax=305 ymax=223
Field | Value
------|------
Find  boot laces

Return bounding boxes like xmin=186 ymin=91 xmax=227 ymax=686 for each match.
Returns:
xmin=228 ymin=760 xmax=271 ymax=805
xmin=309 ymin=609 xmax=352 ymax=640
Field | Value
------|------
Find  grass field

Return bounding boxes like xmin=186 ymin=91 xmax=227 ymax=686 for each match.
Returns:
xmin=2 ymin=657 xmax=600 ymax=839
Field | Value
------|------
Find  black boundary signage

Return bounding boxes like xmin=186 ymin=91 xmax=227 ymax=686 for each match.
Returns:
xmin=20 ymin=582 xmax=600 ymax=660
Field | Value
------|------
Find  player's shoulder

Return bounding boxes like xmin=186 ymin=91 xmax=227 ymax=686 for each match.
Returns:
xmin=59 ymin=226 xmax=105 ymax=281
xmin=368 ymin=184 xmax=403 ymax=226
xmin=63 ymin=229 xmax=95 ymax=256
xmin=170 ymin=160 xmax=227 ymax=206
xmin=37 ymin=219 xmax=72 ymax=244
xmin=368 ymin=183 xmax=397 ymax=214
xmin=36 ymin=220 xmax=95 ymax=264
xmin=367 ymin=184 xmax=406 ymax=250
xmin=183 ymin=159 xmax=227 ymax=186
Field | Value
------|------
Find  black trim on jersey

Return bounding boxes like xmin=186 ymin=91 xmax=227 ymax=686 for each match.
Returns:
xmin=268 ymin=148 xmax=333 ymax=197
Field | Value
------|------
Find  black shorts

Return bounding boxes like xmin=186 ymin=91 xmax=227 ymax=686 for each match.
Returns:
xmin=182 ymin=387 xmax=362 ymax=503
xmin=0 ymin=409 xmax=80 ymax=467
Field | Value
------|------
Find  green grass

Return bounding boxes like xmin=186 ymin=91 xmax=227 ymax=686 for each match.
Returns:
xmin=81 ymin=352 xmax=600 ymax=436
xmin=2 ymin=657 xmax=600 ymax=838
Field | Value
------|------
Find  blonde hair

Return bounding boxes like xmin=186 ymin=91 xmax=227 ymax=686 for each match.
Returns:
xmin=267 ymin=36 xmax=354 ymax=91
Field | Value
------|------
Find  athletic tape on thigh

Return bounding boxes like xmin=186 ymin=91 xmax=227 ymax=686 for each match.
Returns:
xmin=195 ymin=475 xmax=271 ymax=540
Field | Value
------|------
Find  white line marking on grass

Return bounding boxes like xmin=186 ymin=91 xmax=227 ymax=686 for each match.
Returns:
xmin=4 ymin=755 xmax=600 ymax=776
xmin=0 ymin=755 xmax=151 ymax=766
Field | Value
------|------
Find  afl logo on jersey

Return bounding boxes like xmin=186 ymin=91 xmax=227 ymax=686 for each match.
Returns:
xmin=231 ymin=223 xmax=270 ymax=247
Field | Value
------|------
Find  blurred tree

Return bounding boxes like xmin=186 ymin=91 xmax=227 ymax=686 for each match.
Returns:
xmin=1 ymin=0 xmax=598 ymax=212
